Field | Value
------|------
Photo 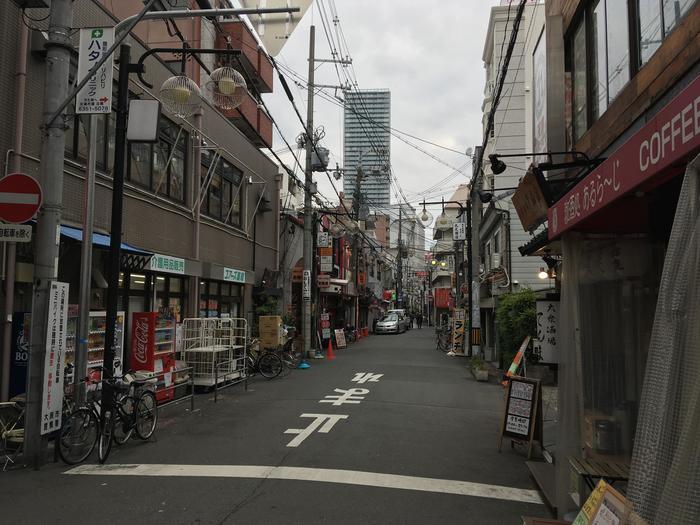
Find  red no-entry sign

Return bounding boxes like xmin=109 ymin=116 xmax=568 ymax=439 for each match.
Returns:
xmin=0 ymin=173 xmax=43 ymax=224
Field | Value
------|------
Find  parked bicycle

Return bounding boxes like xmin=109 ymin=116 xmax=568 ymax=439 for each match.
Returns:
xmin=435 ymin=324 xmax=452 ymax=353
xmin=246 ymin=338 xmax=284 ymax=379
xmin=274 ymin=326 xmax=303 ymax=374
xmin=58 ymin=367 xmax=158 ymax=465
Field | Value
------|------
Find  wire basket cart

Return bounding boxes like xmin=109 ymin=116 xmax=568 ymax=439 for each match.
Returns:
xmin=179 ymin=317 xmax=247 ymax=389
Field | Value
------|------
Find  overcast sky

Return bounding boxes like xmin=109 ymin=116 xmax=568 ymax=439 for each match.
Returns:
xmin=259 ymin=0 xmax=501 ymax=220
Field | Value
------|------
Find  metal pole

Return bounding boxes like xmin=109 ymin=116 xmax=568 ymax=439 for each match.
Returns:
xmin=102 ymin=44 xmax=131 ymax=405
xmin=75 ymin=114 xmax=97 ymax=403
xmin=25 ymin=0 xmax=73 ymax=468
xmin=303 ymin=26 xmax=315 ymax=358
xmin=397 ymin=207 xmax=402 ymax=308
xmin=353 ymin=164 xmax=362 ymax=331
xmin=0 ymin=19 xmax=29 ymax=402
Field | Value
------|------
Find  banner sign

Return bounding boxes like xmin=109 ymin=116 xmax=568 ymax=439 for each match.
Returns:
xmin=223 ymin=267 xmax=246 ymax=283
xmin=76 ymin=28 xmax=115 ymax=114
xmin=41 ymin=282 xmax=69 ymax=435
xmin=302 ymin=270 xmax=311 ymax=300
xmin=534 ymin=300 xmax=559 ymax=363
xmin=451 ymin=308 xmax=466 ymax=353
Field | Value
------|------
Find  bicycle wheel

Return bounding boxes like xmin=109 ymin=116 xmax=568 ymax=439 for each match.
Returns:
xmin=258 ymin=352 xmax=283 ymax=379
xmin=134 ymin=391 xmax=158 ymax=440
xmin=97 ymin=410 xmax=114 ymax=464
xmin=278 ymin=352 xmax=293 ymax=377
xmin=58 ymin=408 xmax=98 ymax=465
xmin=113 ymin=396 xmax=135 ymax=445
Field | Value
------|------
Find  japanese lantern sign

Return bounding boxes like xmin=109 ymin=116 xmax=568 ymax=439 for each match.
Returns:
xmin=76 ymin=28 xmax=114 ymax=114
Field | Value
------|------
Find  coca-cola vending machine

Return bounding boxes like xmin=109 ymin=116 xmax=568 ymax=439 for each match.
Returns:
xmin=130 ymin=311 xmax=177 ymax=403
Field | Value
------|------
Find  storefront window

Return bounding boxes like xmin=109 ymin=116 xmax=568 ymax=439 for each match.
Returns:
xmin=200 ymin=279 xmax=242 ymax=318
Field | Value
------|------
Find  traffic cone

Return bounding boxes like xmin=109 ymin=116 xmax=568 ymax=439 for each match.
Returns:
xmin=326 ymin=337 xmax=336 ymax=360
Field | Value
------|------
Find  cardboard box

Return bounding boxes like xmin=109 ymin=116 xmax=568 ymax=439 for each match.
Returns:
xmin=259 ymin=315 xmax=282 ymax=348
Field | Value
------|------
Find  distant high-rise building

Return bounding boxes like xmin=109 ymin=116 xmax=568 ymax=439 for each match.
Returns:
xmin=343 ymin=90 xmax=391 ymax=210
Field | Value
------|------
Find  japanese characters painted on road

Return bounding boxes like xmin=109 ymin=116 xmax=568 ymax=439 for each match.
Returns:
xmin=352 ymin=372 xmax=384 ymax=384
xmin=42 ymin=282 xmax=69 ymax=435
xmin=76 ymin=28 xmax=115 ymax=114
xmin=0 ymin=173 xmax=43 ymax=224
xmin=451 ymin=308 xmax=466 ymax=354
xmin=502 ymin=335 xmax=532 ymax=385
xmin=284 ymin=413 xmax=348 ymax=447
xmin=498 ymin=375 xmax=543 ymax=459
xmin=334 ymin=329 xmax=347 ymax=349
xmin=319 ymin=388 xmax=369 ymax=406
xmin=534 ymin=300 xmax=559 ymax=363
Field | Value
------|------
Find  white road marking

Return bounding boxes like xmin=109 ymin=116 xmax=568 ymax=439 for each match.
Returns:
xmin=319 ymin=387 xmax=369 ymax=406
xmin=352 ymin=372 xmax=384 ymax=384
xmin=65 ymin=464 xmax=543 ymax=504
xmin=283 ymin=413 xmax=349 ymax=447
xmin=0 ymin=192 xmax=40 ymax=205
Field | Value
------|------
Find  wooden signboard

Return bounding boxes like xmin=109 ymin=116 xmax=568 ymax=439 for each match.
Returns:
xmin=498 ymin=375 xmax=542 ymax=459
xmin=334 ymin=329 xmax=347 ymax=349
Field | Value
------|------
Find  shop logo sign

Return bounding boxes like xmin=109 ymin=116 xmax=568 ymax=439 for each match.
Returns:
xmin=224 ymin=267 xmax=246 ymax=283
xmin=150 ymin=254 xmax=185 ymax=274
xmin=133 ymin=317 xmax=149 ymax=365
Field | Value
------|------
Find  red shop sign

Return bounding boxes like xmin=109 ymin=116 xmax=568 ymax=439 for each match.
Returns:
xmin=549 ymin=76 xmax=700 ymax=240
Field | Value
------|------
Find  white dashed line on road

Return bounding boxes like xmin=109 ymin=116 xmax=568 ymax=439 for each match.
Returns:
xmin=65 ymin=463 xmax=543 ymax=505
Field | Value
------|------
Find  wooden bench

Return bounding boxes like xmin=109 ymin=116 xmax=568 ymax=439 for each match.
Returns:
xmin=568 ymin=456 xmax=630 ymax=490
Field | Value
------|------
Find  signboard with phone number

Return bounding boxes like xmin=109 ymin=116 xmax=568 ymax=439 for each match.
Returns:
xmin=498 ymin=375 xmax=542 ymax=459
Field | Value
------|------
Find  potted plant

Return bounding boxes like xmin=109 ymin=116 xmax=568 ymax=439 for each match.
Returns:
xmin=469 ymin=356 xmax=489 ymax=382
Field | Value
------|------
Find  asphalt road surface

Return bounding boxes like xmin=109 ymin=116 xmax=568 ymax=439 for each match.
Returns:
xmin=2 ymin=327 xmax=551 ymax=524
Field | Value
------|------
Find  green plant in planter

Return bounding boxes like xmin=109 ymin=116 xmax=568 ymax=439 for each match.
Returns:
xmin=469 ymin=356 xmax=486 ymax=371
xmin=496 ymin=288 xmax=536 ymax=368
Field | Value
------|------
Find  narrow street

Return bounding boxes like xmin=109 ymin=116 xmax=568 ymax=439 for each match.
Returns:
xmin=2 ymin=329 xmax=548 ymax=524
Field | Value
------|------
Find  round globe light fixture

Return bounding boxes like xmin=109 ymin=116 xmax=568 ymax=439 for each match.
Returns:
xmin=160 ymin=75 xmax=201 ymax=118
xmin=538 ymin=267 xmax=548 ymax=279
xmin=418 ymin=204 xmax=434 ymax=228
xmin=206 ymin=67 xmax=247 ymax=110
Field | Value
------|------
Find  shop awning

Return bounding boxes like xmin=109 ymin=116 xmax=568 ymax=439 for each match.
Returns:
xmin=61 ymin=225 xmax=153 ymax=271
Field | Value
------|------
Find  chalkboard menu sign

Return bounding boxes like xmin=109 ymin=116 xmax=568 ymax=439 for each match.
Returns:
xmin=498 ymin=376 xmax=542 ymax=458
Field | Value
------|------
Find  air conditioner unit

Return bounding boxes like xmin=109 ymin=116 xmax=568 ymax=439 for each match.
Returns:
xmin=491 ymin=253 xmax=501 ymax=269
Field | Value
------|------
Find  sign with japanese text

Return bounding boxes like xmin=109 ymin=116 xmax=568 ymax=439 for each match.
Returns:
xmin=41 ymin=281 xmax=69 ymax=435
xmin=317 ymin=231 xmax=330 ymax=248
xmin=320 ymin=255 xmax=333 ymax=273
xmin=302 ymin=270 xmax=311 ymax=299
xmin=358 ymin=272 xmax=366 ymax=286
xmin=534 ymin=300 xmax=559 ymax=363
xmin=318 ymin=246 xmax=333 ymax=256
xmin=150 ymin=253 xmax=185 ymax=274
xmin=76 ymin=28 xmax=114 ymax=114
xmin=499 ymin=376 xmax=542 ymax=458
xmin=223 ymin=267 xmax=246 ymax=283
xmin=452 ymin=222 xmax=466 ymax=241
xmin=549 ymin=75 xmax=700 ymax=239
xmin=317 ymin=274 xmax=330 ymax=288
xmin=0 ymin=224 xmax=32 ymax=242
xmin=334 ymin=329 xmax=346 ymax=348
xmin=451 ymin=308 xmax=466 ymax=353
xmin=291 ymin=267 xmax=303 ymax=283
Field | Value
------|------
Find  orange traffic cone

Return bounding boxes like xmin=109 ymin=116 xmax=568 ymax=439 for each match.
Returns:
xmin=327 ymin=337 xmax=336 ymax=360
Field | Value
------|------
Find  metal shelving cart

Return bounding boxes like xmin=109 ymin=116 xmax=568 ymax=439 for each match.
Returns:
xmin=179 ymin=318 xmax=247 ymax=391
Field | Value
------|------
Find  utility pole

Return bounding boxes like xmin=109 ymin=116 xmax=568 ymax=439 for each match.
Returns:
xmin=352 ymin=166 xmax=362 ymax=330
xmin=466 ymin=198 xmax=474 ymax=357
xmin=25 ymin=0 xmax=73 ymax=468
xmin=397 ymin=206 xmax=402 ymax=308
xmin=303 ymin=26 xmax=315 ymax=358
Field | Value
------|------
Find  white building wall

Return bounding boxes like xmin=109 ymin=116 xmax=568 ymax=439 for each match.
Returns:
xmin=482 ymin=3 xmax=548 ymax=292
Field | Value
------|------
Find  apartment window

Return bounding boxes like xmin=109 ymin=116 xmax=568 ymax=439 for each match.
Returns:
xmin=127 ymin=116 xmax=187 ymax=203
xmin=571 ymin=20 xmax=588 ymax=141
xmin=493 ymin=231 xmax=500 ymax=254
xmin=65 ymin=106 xmax=117 ymax=174
xmin=201 ymin=152 xmax=243 ymax=227
xmin=639 ymin=0 xmax=696 ymax=64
